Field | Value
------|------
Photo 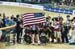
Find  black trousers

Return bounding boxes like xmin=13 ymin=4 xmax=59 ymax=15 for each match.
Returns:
xmin=61 ymin=26 xmax=70 ymax=43
xmin=20 ymin=28 xmax=23 ymax=36
xmin=61 ymin=30 xmax=69 ymax=43
xmin=47 ymin=31 xmax=54 ymax=42
xmin=16 ymin=29 xmax=22 ymax=43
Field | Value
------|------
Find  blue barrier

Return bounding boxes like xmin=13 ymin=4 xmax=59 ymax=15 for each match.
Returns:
xmin=44 ymin=6 xmax=73 ymax=15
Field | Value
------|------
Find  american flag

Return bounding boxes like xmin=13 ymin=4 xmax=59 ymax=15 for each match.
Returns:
xmin=22 ymin=13 xmax=46 ymax=26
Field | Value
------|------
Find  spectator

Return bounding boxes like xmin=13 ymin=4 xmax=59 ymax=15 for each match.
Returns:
xmin=31 ymin=24 xmax=41 ymax=45
xmin=2 ymin=13 xmax=6 ymax=27
xmin=0 ymin=18 xmax=3 ymax=41
xmin=69 ymin=17 xmax=75 ymax=44
xmin=15 ymin=14 xmax=23 ymax=43
xmin=62 ymin=15 xmax=71 ymax=43
xmin=1 ymin=13 xmax=7 ymax=42
xmin=45 ymin=16 xmax=54 ymax=42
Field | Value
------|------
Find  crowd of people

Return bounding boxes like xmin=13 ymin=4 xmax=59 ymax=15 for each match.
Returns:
xmin=0 ymin=13 xmax=75 ymax=45
xmin=52 ymin=0 xmax=75 ymax=6
xmin=60 ymin=0 xmax=74 ymax=6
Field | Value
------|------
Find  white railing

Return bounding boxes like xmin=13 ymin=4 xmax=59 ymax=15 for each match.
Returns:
xmin=0 ymin=1 xmax=44 ymax=10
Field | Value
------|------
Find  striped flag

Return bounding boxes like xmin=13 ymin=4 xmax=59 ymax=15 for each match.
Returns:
xmin=22 ymin=13 xmax=46 ymax=26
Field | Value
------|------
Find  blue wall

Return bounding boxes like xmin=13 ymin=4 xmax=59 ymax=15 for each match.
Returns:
xmin=43 ymin=5 xmax=73 ymax=15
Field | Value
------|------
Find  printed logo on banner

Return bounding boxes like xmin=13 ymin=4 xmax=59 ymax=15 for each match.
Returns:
xmin=44 ymin=6 xmax=73 ymax=15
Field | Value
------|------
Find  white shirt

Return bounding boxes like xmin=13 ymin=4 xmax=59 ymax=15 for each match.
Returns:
xmin=66 ymin=20 xmax=70 ymax=26
xmin=0 ymin=30 xmax=2 ymax=38
xmin=32 ymin=25 xmax=36 ymax=30
xmin=53 ymin=22 xmax=59 ymax=29
xmin=72 ymin=22 xmax=75 ymax=29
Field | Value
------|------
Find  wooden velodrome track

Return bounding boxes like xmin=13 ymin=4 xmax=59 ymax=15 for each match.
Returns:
xmin=0 ymin=5 xmax=75 ymax=49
